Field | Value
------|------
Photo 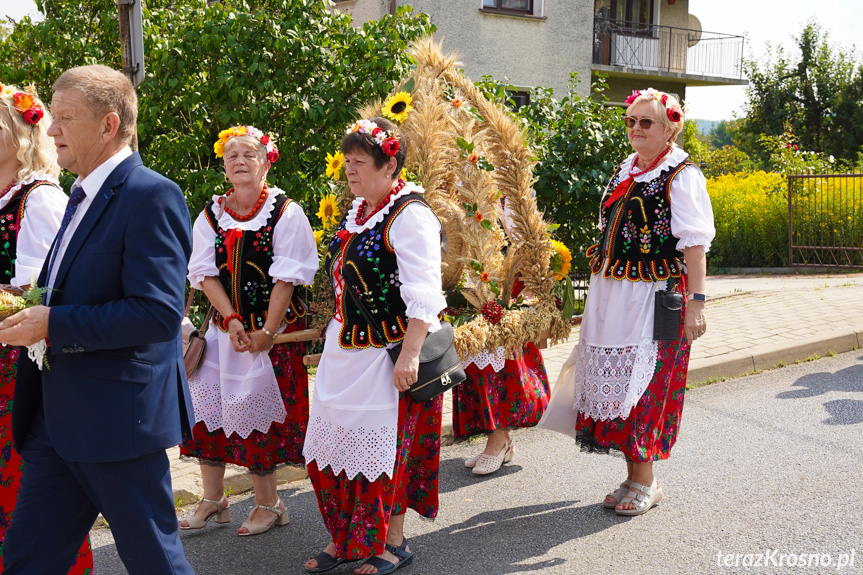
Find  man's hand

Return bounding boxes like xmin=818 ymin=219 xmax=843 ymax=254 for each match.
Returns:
xmin=0 ymin=306 xmax=50 ymax=346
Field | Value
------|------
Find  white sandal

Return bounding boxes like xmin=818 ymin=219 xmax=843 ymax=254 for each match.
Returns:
xmin=615 ymin=479 xmax=663 ymax=516
xmin=179 ymin=496 xmax=230 ymax=530
xmin=237 ymin=499 xmax=289 ymax=536
xmin=464 ymin=451 xmax=485 ymax=468
xmin=472 ymin=440 xmax=514 ymax=475
xmin=603 ymin=479 xmax=633 ymax=509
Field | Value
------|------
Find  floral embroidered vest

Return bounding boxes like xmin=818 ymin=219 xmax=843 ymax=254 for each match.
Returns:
xmin=588 ymin=160 xmax=693 ymax=282
xmin=204 ymin=193 xmax=307 ymax=332
xmin=324 ymin=193 xmax=433 ymax=349
xmin=0 ymin=180 xmax=49 ymax=282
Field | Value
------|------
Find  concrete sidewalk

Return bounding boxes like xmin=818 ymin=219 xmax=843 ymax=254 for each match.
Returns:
xmin=169 ymin=272 xmax=863 ymax=504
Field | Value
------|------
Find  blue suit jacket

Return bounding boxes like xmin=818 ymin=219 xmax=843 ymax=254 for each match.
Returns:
xmin=12 ymin=152 xmax=195 ymax=462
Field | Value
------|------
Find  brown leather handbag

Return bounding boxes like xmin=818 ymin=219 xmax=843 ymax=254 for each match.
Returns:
xmin=182 ymin=289 xmax=214 ymax=379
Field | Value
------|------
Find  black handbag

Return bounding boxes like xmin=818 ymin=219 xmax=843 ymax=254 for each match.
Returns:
xmin=653 ymin=288 xmax=684 ymax=341
xmin=343 ymin=281 xmax=466 ymax=402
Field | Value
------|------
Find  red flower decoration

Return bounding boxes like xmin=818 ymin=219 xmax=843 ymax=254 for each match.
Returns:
xmin=372 ymin=127 xmax=382 ymax=137
xmin=624 ymin=90 xmax=641 ymax=106
xmin=666 ymin=108 xmax=681 ymax=123
xmin=660 ymin=94 xmax=668 ymax=105
xmin=480 ymin=271 xmax=490 ymax=283
xmin=337 ymin=229 xmax=352 ymax=241
xmin=22 ymin=106 xmax=44 ymax=125
xmin=267 ymin=150 xmax=280 ymax=162
xmin=381 ymin=137 xmax=399 ymax=157
xmin=260 ymin=135 xmax=269 ymax=144
xmin=468 ymin=152 xmax=478 ymax=164
xmin=474 ymin=212 xmax=483 ymax=222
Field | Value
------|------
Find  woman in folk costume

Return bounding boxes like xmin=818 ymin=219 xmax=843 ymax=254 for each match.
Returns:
xmin=453 ymin=196 xmax=551 ymax=476
xmin=303 ymin=116 xmax=446 ymax=574
xmin=0 ymin=82 xmax=93 ymax=571
xmin=540 ymin=89 xmax=715 ymax=516
xmin=179 ymin=126 xmax=318 ymax=535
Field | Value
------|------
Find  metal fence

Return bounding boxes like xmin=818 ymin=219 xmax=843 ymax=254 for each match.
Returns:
xmin=788 ymin=173 xmax=863 ymax=268
xmin=592 ymin=18 xmax=745 ymax=81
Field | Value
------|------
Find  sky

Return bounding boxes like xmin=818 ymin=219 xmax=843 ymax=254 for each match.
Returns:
xmin=2 ymin=0 xmax=860 ymax=121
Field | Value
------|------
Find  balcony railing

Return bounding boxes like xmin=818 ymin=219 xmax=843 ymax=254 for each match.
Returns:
xmin=593 ymin=18 xmax=745 ymax=81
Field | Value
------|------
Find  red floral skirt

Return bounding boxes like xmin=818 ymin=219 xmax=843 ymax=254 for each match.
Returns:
xmin=179 ymin=342 xmax=309 ymax=474
xmin=452 ymin=343 xmax=550 ymax=439
xmin=575 ymin=291 xmax=692 ymax=463
xmin=307 ymin=392 xmax=443 ymax=561
xmin=0 ymin=346 xmax=93 ymax=573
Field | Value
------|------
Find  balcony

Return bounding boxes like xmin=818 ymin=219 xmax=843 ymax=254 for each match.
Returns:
xmin=592 ymin=18 xmax=747 ymax=86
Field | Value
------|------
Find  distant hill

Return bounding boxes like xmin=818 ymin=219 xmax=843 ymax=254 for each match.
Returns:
xmin=692 ymin=119 xmax=720 ymax=135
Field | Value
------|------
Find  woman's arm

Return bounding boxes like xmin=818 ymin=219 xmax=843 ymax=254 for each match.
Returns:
xmin=201 ymin=276 xmax=249 ymax=352
xmin=682 ymin=245 xmax=707 ymax=342
xmin=393 ymin=318 xmax=430 ymax=391
xmin=247 ymin=280 xmax=294 ymax=353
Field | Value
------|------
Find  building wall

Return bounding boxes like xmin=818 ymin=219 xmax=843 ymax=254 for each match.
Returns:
xmin=601 ymin=77 xmax=687 ymax=106
xmin=658 ymin=0 xmax=690 ymax=29
xmin=341 ymin=0 xmax=595 ymax=99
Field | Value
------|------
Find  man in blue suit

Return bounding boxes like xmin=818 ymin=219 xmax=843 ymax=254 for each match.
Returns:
xmin=0 ymin=65 xmax=195 ymax=573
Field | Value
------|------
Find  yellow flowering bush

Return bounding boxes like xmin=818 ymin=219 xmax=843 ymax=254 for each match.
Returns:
xmin=707 ymin=171 xmax=788 ymax=268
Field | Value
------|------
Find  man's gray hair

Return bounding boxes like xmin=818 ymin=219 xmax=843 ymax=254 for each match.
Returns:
xmin=54 ymin=65 xmax=137 ymax=144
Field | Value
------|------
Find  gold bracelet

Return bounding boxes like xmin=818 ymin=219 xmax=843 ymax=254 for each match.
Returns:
xmin=261 ymin=327 xmax=276 ymax=339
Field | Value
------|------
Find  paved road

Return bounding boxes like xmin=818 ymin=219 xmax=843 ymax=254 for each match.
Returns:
xmin=90 ymin=350 xmax=863 ymax=574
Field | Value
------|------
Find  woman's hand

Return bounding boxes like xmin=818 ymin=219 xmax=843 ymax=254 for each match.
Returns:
xmin=248 ymin=330 xmax=275 ymax=354
xmin=684 ymin=300 xmax=706 ymax=342
xmin=228 ymin=318 xmax=250 ymax=352
xmin=393 ymin=350 xmax=420 ymax=392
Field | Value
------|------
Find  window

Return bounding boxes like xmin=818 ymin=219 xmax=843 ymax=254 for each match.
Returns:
xmin=507 ymin=90 xmax=530 ymax=111
xmin=595 ymin=0 xmax=655 ymax=28
xmin=482 ymin=0 xmax=535 ymax=16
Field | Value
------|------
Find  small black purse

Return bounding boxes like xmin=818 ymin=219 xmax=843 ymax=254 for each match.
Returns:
xmin=343 ymin=280 xmax=466 ymax=402
xmin=653 ymin=288 xmax=684 ymax=341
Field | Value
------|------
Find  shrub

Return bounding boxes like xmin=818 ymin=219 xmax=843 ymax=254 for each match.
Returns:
xmin=707 ymin=171 xmax=788 ymax=268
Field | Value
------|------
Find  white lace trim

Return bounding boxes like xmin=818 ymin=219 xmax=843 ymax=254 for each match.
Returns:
xmin=622 ymin=148 xmax=689 ymax=182
xmin=303 ymin=414 xmax=398 ymax=481
xmin=27 ymin=339 xmax=48 ymax=370
xmin=462 ymin=346 xmax=507 ymax=372
xmin=188 ymin=371 xmax=287 ymax=439
xmin=405 ymin=300 xmax=442 ymax=331
xmin=344 ymin=181 xmax=424 ymax=234
xmin=675 ymin=233 xmax=712 ymax=253
xmin=573 ymin=336 xmax=658 ymax=421
xmin=209 ymin=185 xmax=283 ymax=231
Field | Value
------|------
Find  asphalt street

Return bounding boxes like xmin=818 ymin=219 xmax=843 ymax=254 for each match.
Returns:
xmin=90 ymin=351 xmax=863 ymax=575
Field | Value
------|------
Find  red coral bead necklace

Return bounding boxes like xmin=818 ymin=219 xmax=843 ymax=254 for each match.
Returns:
xmin=219 ymin=183 xmax=269 ymax=221
xmin=630 ymin=147 xmax=672 ymax=178
xmin=0 ymin=180 xmax=17 ymax=201
xmin=355 ymin=178 xmax=406 ymax=226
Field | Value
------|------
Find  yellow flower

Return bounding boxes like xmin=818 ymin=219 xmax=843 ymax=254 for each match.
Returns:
xmin=400 ymin=168 xmax=407 ymax=180
xmin=233 ymin=126 xmax=248 ymax=136
xmin=314 ymin=230 xmax=325 ymax=244
xmin=550 ymin=239 xmax=572 ymax=280
xmin=213 ymin=139 xmax=226 ymax=158
xmin=218 ymin=128 xmax=234 ymax=140
xmin=325 ymin=151 xmax=345 ymax=180
xmin=12 ymin=93 xmax=35 ymax=113
xmin=381 ymin=92 xmax=413 ymax=123
xmin=316 ymin=194 xmax=341 ymax=228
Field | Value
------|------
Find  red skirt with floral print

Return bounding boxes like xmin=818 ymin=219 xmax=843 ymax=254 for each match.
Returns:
xmin=0 ymin=346 xmax=93 ymax=573
xmin=307 ymin=392 xmax=443 ymax=561
xmin=179 ymin=341 xmax=309 ymax=474
xmin=575 ymin=288 xmax=692 ymax=463
xmin=452 ymin=342 xmax=550 ymax=439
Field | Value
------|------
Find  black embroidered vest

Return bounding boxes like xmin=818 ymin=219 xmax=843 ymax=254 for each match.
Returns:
xmin=324 ymin=193 xmax=434 ymax=349
xmin=588 ymin=160 xmax=694 ymax=282
xmin=0 ymin=180 xmax=50 ymax=282
xmin=204 ymin=193 xmax=307 ymax=332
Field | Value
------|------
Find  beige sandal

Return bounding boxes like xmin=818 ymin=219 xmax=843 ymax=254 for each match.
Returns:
xmin=238 ymin=499 xmax=289 ymax=536
xmin=472 ymin=440 xmax=514 ymax=475
xmin=603 ymin=479 xmax=633 ymax=509
xmin=179 ymin=495 xmax=230 ymax=530
xmin=464 ymin=451 xmax=484 ymax=468
xmin=615 ymin=479 xmax=663 ymax=516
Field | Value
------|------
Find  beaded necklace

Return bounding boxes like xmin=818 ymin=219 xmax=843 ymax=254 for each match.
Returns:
xmin=355 ymin=178 xmax=406 ymax=226
xmin=602 ymin=147 xmax=672 ymax=209
xmin=629 ymin=147 xmax=672 ymax=178
xmin=218 ymin=183 xmax=268 ymax=221
xmin=0 ymin=180 xmax=17 ymax=202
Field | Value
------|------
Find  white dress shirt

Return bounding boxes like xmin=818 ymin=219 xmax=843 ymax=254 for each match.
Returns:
xmin=47 ymin=146 xmax=133 ymax=296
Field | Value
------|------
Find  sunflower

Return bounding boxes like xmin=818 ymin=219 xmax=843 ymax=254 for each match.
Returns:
xmin=316 ymin=194 xmax=341 ymax=229
xmin=381 ymin=92 xmax=413 ymax=123
xmin=313 ymin=230 xmax=325 ymax=244
xmin=550 ymin=239 xmax=572 ymax=280
xmin=325 ymin=151 xmax=345 ymax=180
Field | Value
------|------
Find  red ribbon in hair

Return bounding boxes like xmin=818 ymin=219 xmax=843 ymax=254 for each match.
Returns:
xmin=223 ymin=228 xmax=244 ymax=274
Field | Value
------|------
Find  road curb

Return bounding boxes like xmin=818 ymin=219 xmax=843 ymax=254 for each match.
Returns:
xmin=688 ymin=329 xmax=863 ymax=385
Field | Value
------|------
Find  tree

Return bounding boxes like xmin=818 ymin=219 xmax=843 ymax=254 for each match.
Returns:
xmin=740 ymin=19 xmax=863 ymax=165
xmin=0 ymin=0 xmax=433 ymax=215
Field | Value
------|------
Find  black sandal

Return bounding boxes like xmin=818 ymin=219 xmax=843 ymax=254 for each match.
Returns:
xmin=358 ymin=538 xmax=414 ymax=574
xmin=304 ymin=551 xmax=344 ymax=573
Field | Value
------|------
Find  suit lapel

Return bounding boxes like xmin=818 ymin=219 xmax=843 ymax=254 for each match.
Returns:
xmin=50 ymin=153 xmax=143 ymax=293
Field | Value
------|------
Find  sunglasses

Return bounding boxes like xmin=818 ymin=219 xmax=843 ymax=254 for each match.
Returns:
xmin=622 ymin=116 xmax=657 ymax=129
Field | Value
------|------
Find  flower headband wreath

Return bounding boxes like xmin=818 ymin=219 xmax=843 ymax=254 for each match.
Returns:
xmin=346 ymin=119 xmax=400 ymax=157
xmin=213 ymin=125 xmax=280 ymax=163
xmin=625 ymin=88 xmax=683 ymax=123
xmin=0 ymin=83 xmax=45 ymax=126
